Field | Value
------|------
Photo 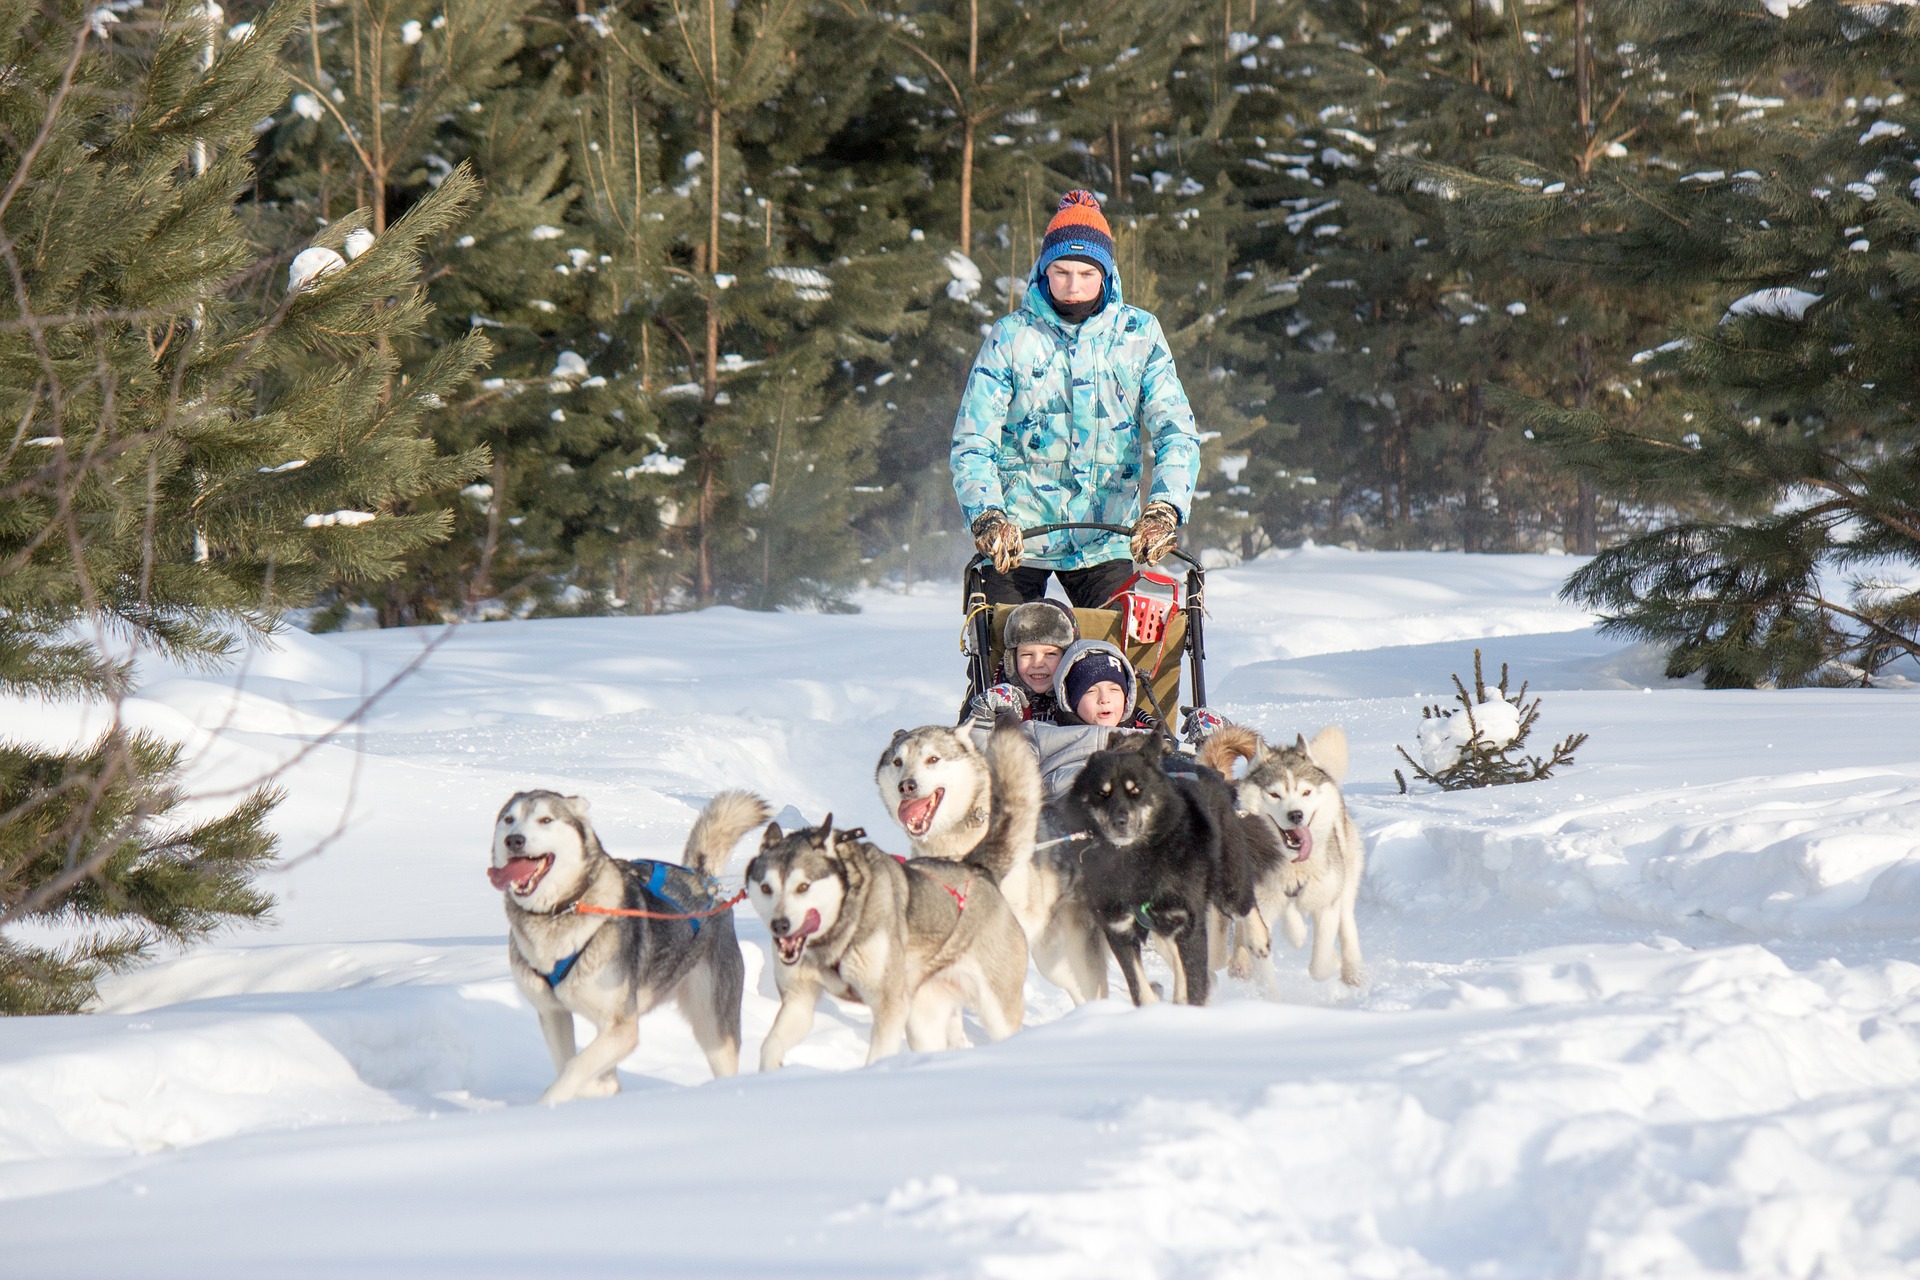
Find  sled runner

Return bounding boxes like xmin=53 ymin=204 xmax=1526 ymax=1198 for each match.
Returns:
xmin=962 ymin=522 xmax=1209 ymax=728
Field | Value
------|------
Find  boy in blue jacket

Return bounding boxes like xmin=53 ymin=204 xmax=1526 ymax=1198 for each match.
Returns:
xmin=952 ymin=191 xmax=1202 ymax=608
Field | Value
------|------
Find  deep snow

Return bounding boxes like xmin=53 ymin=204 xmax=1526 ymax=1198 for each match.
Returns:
xmin=2 ymin=547 xmax=1918 ymax=1278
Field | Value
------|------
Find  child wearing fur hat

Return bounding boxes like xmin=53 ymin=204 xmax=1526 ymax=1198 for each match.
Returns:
xmin=953 ymin=190 xmax=1201 ymax=609
xmin=969 ymin=598 xmax=1078 ymax=724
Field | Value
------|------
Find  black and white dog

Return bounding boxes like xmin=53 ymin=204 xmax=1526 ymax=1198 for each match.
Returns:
xmin=1062 ymin=735 xmax=1282 ymax=1006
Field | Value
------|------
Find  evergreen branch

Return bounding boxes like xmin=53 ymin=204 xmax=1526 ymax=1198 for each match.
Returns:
xmin=1811 ymin=593 xmax=1920 ymax=663
xmin=0 ymin=18 xmax=92 ymax=229
xmin=281 ymin=68 xmax=378 ymax=177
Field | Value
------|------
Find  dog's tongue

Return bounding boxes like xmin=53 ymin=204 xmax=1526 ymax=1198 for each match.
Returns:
xmin=1287 ymin=827 xmax=1314 ymax=863
xmin=796 ymin=907 xmax=821 ymax=938
xmin=488 ymin=856 xmax=546 ymax=890
xmin=898 ymin=793 xmax=938 ymax=833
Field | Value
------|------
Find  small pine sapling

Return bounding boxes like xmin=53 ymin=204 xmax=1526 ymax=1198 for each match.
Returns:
xmin=1394 ymin=650 xmax=1589 ymax=793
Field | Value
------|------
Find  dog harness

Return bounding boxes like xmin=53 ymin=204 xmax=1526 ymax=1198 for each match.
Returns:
xmin=538 ymin=861 xmax=721 ymax=988
xmin=890 ymin=854 xmax=971 ymax=910
xmin=632 ymin=859 xmax=715 ymax=936
xmin=542 ymin=947 xmax=586 ymax=989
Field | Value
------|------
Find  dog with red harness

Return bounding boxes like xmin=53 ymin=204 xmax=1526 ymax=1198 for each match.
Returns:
xmin=745 ymin=816 xmax=1028 ymax=1069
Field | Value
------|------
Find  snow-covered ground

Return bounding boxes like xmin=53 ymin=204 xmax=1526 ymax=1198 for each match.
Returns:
xmin=4 ymin=547 xmax=1919 ymax=1278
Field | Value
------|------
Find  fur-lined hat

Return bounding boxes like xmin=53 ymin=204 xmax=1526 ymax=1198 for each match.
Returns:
xmin=1002 ymin=599 xmax=1078 ymax=653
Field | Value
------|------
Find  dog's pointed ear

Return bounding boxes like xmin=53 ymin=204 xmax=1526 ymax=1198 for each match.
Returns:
xmin=1294 ymin=733 xmax=1309 ymax=753
xmin=882 ymin=730 xmax=909 ymax=758
xmin=761 ymin=822 xmax=783 ymax=849
xmin=816 ymin=815 xmax=835 ymax=852
xmin=565 ymin=794 xmax=592 ymax=817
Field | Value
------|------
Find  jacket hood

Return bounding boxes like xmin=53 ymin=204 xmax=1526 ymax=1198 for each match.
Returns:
xmin=1052 ymin=638 xmax=1136 ymax=722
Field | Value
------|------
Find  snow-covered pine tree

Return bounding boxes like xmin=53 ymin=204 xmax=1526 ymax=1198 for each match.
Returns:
xmin=587 ymin=0 xmax=939 ymax=607
xmin=1240 ymin=3 xmax=1514 ymax=551
xmin=1377 ymin=0 xmax=1738 ymax=556
xmin=257 ymin=0 xmax=614 ymax=623
xmin=1104 ymin=6 xmax=1295 ymax=562
xmin=0 ymin=0 xmax=484 ymax=1012
xmin=1235 ymin=1 xmax=1712 ymax=554
xmin=1498 ymin=1 xmax=1920 ymax=686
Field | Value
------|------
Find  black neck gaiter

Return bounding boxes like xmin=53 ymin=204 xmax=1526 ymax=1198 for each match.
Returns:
xmin=1042 ymin=278 xmax=1107 ymax=325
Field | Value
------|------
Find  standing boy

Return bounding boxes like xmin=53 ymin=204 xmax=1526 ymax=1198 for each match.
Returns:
xmin=952 ymin=191 xmax=1202 ymax=607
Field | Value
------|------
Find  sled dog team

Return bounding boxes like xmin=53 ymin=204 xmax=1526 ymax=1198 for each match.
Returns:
xmin=489 ymin=711 xmax=1366 ymax=1105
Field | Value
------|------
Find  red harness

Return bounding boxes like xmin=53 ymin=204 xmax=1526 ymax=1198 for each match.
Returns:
xmin=893 ymin=854 xmax=971 ymax=910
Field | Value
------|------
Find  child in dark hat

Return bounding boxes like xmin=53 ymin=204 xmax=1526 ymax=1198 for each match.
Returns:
xmin=972 ymin=639 xmax=1160 ymax=800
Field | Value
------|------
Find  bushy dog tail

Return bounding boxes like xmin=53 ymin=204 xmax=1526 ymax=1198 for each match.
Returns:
xmin=1198 ymin=723 xmax=1263 ymax=778
xmin=965 ymin=712 xmax=1041 ymax=882
xmin=683 ymin=790 xmax=772 ymax=878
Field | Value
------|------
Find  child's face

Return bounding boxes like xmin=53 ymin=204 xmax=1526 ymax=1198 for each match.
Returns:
xmin=1014 ymin=643 xmax=1064 ymax=691
xmin=1075 ymin=680 xmax=1128 ymax=726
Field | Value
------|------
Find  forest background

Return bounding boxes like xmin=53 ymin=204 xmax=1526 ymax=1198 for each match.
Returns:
xmin=207 ymin=0 xmax=1911 ymax=666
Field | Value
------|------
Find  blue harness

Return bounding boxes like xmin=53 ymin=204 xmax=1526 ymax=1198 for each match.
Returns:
xmin=539 ymin=860 xmax=717 ymax=989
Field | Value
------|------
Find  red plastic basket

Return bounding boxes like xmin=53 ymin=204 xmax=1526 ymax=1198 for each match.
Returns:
xmin=1108 ymin=570 xmax=1181 ymax=645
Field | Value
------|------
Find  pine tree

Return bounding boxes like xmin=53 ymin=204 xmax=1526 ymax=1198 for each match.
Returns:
xmin=1228 ymin=1 xmax=1714 ymax=554
xmin=1499 ymin=1 xmax=1920 ymax=686
xmin=254 ymin=0 xmax=605 ymax=623
xmin=578 ymin=0 xmax=944 ymax=608
xmin=0 ymin=0 xmax=484 ymax=1011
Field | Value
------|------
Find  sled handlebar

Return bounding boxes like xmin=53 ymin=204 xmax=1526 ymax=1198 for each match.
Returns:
xmin=962 ymin=521 xmax=1205 ymax=575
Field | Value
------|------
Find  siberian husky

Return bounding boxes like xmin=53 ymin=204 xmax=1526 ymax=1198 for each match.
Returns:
xmin=1202 ymin=725 xmax=1366 ymax=987
xmin=745 ymin=818 xmax=1027 ymax=1069
xmin=875 ymin=714 xmax=1108 ymax=1003
xmin=488 ymin=789 xmax=768 ymax=1102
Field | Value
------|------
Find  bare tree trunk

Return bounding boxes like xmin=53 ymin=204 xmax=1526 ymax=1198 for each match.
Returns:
xmin=704 ymin=107 xmax=721 ymax=401
xmin=1394 ymin=417 xmax=1412 ymax=542
xmin=960 ymin=117 xmax=974 ymax=253
xmin=1462 ymin=383 xmax=1487 ymax=553
xmin=1572 ymin=336 xmax=1598 ymax=554
xmin=469 ymin=453 xmax=506 ymax=610
xmin=959 ymin=0 xmax=977 ymax=251
xmin=1468 ymin=0 xmax=1483 ymax=91
xmin=698 ymin=460 xmax=714 ymax=603
xmin=1573 ymin=0 xmax=1592 ymax=149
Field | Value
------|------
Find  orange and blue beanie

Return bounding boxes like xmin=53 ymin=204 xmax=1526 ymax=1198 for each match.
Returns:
xmin=1036 ymin=190 xmax=1116 ymax=283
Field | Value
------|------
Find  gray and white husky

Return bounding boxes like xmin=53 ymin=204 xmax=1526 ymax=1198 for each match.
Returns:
xmin=745 ymin=818 xmax=1027 ymax=1069
xmin=1201 ymin=725 xmax=1367 ymax=988
xmin=489 ymin=789 xmax=769 ymax=1103
xmin=875 ymin=715 xmax=1108 ymax=1003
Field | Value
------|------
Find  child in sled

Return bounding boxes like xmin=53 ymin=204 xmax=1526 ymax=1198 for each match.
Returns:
xmin=966 ymin=599 xmax=1078 ymax=725
xmin=974 ymin=639 xmax=1165 ymax=799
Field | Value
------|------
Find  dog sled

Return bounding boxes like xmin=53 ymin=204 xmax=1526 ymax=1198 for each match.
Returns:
xmin=962 ymin=521 xmax=1209 ymax=731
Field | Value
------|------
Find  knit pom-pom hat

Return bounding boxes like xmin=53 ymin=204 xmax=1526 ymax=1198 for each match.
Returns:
xmin=1035 ymin=190 xmax=1116 ymax=283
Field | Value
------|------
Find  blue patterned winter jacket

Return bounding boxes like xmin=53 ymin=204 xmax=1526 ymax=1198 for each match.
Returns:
xmin=951 ymin=267 xmax=1200 ymax=571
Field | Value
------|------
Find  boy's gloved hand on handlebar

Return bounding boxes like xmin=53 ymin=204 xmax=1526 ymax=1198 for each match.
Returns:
xmin=971 ymin=509 xmax=1025 ymax=574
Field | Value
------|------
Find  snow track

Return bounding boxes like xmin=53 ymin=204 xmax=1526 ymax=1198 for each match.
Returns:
xmin=2 ymin=547 xmax=1917 ymax=1276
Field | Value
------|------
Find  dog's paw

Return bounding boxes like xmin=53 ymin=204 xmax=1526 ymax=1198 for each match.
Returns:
xmin=580 ymin=1073 xmax=622 ymax=1099
xmin=1226 ymin=949 xmax=1254 ymax=981
xmin=1340 ymin=963 xmax=1367 ymax=989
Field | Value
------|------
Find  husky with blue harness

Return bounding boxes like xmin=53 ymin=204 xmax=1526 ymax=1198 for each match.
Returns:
xmin=489 ymin=789 xmax=769 ymax=1103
